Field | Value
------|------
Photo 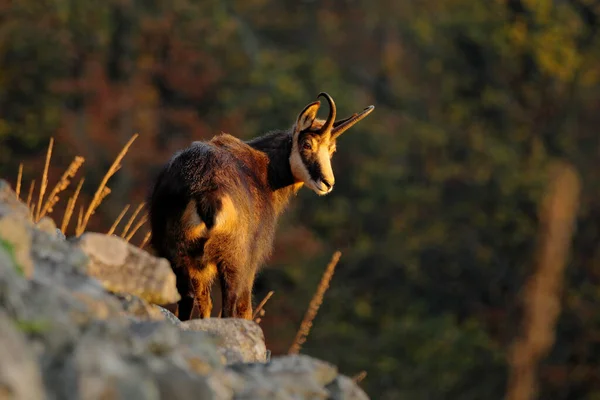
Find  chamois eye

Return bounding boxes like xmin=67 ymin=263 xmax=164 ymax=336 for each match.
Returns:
xmin=302 ymin=141 xmax=312 ymax=151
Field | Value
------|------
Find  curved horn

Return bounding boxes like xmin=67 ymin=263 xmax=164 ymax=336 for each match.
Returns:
xmin=331 ymin=105 xmax=375 ymax=140
xmin=317 ymin=92 xmax=336 ymax=135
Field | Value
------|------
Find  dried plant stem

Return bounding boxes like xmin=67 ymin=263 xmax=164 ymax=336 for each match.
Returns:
xmin=36 ymin=137 xmax=54 ymax=221
xmin=107 ymin=204 xmax=130 ymax=236
xmin=26 ymin=180 xmax=36 ymax=212
xmin=76 ymin=205 xmax=84 ymax=234
xmin=124 ymin=214 xmax=148 ymax=242
xmin=505 ymin=161 xmax=580 ymax=400
xmin=40 ymin=156 xmax=85 ymax=219
xmin=61 ymin=178 xmax=85 ymax=234
xmin=121 ymin=202 xmax=145 ymax=238
xmin=16 ymin=163 xmax=23 ymax=200
xmin=139 ymin=231 xmax=152 ymax=250
xmin=76 ymin=133 xmax=138 ymax=236
xmin=352 ymin=371 xmax=367 ymax=384
xmin=253 ymin=291 xmax=274 ymax=320
xmin=288 ymin=251 xmax=341 ymax=355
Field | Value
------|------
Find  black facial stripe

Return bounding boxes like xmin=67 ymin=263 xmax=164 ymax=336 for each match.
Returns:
xmin=300 ymin=151 xmax=323 ymax=182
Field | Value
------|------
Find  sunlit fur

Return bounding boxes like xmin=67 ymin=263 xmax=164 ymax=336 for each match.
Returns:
xmin=148 ymin=93 xmax=374 ymax=321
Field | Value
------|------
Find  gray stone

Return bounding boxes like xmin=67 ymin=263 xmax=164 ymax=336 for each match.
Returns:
xmin=74 ymin=233 xmax=180 ymax=305
xmin=0 ymin=180 xmax=31 ymax=221
xmin=181 ymin=318 xmax=267 ymax=364
xmin=35 ymin=216 xmax=58 ymax=237
xmin=156 ymin=305 xmax=182 ymax=326
xmin=0 ymin=176 xmax=372 ymax=400
xmin=214 ymin=355 xmax=340 ymax=400
xmin=0 ymin=312 xmax=46 ymax=400
xmin=0 ymin=214 xmax=34 ymax=278
xmin=115 ymin=293 xmax=167 ymax=321
xmin=153 ymin=366 xmax=215 ymax=400
xmin=327 ymin=375 xmax=370 ymax=400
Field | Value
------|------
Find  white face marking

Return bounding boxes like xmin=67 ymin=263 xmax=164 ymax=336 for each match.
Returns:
xmin=289 ymin=128 xmax=335 ymax=196
xmin=290 ymin=130 xmax=312 ymax=185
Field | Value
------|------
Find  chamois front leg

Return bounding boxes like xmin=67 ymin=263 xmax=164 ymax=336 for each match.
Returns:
xmin=175 ymin=272 xmax=194 ymax=321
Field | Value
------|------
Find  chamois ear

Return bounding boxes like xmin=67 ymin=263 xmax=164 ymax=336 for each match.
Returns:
xmin=296 ymin=101 xmax=321 ymax=132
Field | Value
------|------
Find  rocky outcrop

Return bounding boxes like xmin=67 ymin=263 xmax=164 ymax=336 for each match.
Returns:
xmin=74 ymin=232 xmax=180 ymax=305
xmin=0 ymin=179 xmax=369 ymax=400
xmin=182 ymin=318 xmax=268 ymax=364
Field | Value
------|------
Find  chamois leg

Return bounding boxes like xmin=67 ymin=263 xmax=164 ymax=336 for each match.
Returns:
xmin=176 ymin=277 xmax=194 ymax=321
xmin=236 ymin=271 xmax=256 ymax=320
xmin=189 ymin=264 xmax=217 ymax=319
xmin=236 ymin=287 xmax=253 ymax=321
xmin=219 ymin=267 xmax=253 ymax=320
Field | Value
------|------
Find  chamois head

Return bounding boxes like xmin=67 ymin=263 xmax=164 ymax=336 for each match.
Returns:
xmin=289 ymin=92 xmax=374 ymax=195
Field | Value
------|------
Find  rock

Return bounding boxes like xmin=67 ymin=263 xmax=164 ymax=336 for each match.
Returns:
xmin=30 ymin=226 xmax=96 ymax=290
xmin=0 ymin=237 xmax=29 ymax=318
xmin=212 ymin=355 xmax=349 ymax=399
xmin=59 ymin=323 xmax=161 ymax=400
xmin=115 ymin=293 xmax=167 ymax=321
xmin=156 ymin=305 xmax=182 ymax=326
xmin=35 ymin=216 xmax=58 ymax=237
xmin=0 ymin=176 xmax=372 ymax=400
xmin=181 ymin=318 xmax=267 ymax=364
xmin=0 ymin=312 xmax=46 ymax=400
xmin=0 ymin=214 xmax=34 ymax=278
xmin=0 ymin=180 xmax=31 ymax=221
xmin=74 ymin=232 xmax=180 ymax=304
xmin=327 ymin=375 xmax=370 ymax=400
xmin=153 ymin=368 xmax=215 ymax=400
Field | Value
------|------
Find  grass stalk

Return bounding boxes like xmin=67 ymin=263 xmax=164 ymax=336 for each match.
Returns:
xmin=76 ymin=133 xmax=138 ymax=236
xmin=288 ymin=251 xmax=341 ymax=355
xmin=35 ymin=137 xmax=54 ymax=221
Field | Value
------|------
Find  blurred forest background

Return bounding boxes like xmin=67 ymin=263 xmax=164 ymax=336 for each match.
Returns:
xmin=2 ymin=0 xmax=600 ymax=398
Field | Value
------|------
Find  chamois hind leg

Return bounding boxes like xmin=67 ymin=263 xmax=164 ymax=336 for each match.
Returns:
xmin=219 ymin=265 xmax=253 ymax=320
xmin=237 ymin=270 xmax=256 ymax=320
xmin=189 ymin=263 xmax=217 ymax=319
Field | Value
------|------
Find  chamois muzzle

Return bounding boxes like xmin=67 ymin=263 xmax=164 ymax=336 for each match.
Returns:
xmin=331 ymin=105 xmax=375 ymax=140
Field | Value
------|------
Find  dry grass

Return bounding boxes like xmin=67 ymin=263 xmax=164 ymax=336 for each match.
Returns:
xmin=16 ymin=163 xmax=23 ymax=200
xmin=16 ymin=134 xmax=145 ymax=244
xmin=120 ymin=202 xmax=145 ymax=238
xmin=139 ymin=231 xmax=152 ymax=249
xmin=505 ymin=161 xmax=580 ymax=400
xmin=352 ymin=371 xmax=367 ymax=384
xmin=75 ymin=133 xmax=139 ymax=236
xmin=35 ymin=137 xmax=54 ymax=222
xmin=39 ymin=156 xmax=85 ymax=220
xmin=60 ymin=178 xmax=84 ymax=234
xmin=26 ymin=180 xmax=35 ymax=212
xmin=107 ymin=204 xmax=130 ymax=236
xmin=253 ymin=290 xmax=274 ymax=323
xmin=288 ymin=251 xmax=341 ymax=355
xmin=124 ymin=214 xmax=148 ymax=242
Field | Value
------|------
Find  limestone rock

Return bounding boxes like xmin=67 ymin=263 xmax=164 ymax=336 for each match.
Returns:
xmin=181 ymin=318 xmax=267 ymax=364
xmin=115 ymin=293 xmax=167 ymax=321
xmin=0 ymin=214 xmax=34 ymax=278
xmin=0 ymin=180 xmax=31 ymax=221
xmin=35 ymin=216 xmax=58 ymax=237
xmin=327 ymin=375 xmax=370 ymax=400
xmin=156 ymin=305 xmax=182 ymax=326
xmin=74 ymin=232 xmax=180 ymax=304
xmin=0 ymin=312 xmax=46 ymax=400
xmin=0 ymin=176 xmax=371 ymax=400
xmin=210 ymin=355 xmax=365 ymax=400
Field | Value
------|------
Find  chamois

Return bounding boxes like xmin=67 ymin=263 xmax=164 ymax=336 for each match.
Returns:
xmin=148 ymin=93 xmax=374 ymax=321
